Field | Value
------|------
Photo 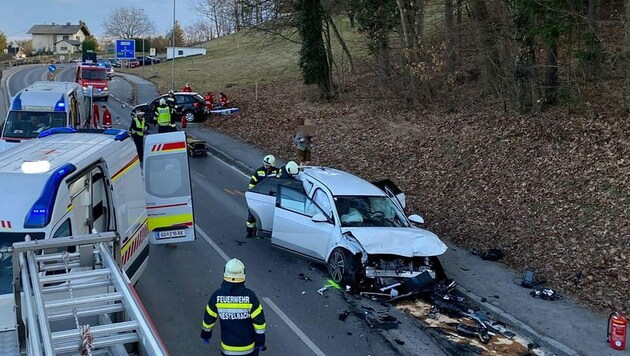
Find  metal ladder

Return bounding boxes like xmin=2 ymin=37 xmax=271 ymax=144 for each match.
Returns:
xmin=12 ymin=232 xmax=168 ymax=356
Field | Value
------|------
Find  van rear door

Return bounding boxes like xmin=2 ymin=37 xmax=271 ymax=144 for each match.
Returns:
xmin=143 ymin=131 xmax=196 ymax=244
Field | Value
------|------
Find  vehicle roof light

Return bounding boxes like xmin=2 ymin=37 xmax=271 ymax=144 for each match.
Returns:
xmin=11 ymin=93 xmax=22 ymax=110
xmin=38 ymin=127 xmax=78 ymax=138
xmin=24 ymin=163 xmax=76 ymax=228
xmin=55 ymin=95 xmax=65 ymax=111
xmin=103 ymin=128 xmax=130 ymax=141
xmin=21 ymin=160 xmax=51 ymax=174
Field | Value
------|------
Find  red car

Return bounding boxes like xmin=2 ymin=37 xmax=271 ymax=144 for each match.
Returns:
xmin=125 ymin=58 xmax=140 ymax=68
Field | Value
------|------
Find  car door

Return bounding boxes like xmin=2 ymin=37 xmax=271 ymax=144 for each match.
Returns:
xmin=143 ymin=131 xmax=196 ymax=244
xmin=372 ymin=179 xmax=406 ymax=211
xmin=244 ymin=178 xmax=279 ymax=232
xmin=271 ymin=185 xmax=335 ymax=262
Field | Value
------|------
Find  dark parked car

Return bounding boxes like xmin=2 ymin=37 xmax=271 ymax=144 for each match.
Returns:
xmin=138 ymin=56 xmax=158 ymax=66
xmin=131 ymin=92 xmax=209 ymax=123
xmin=107 ymin=58 xmax=122 ymax=68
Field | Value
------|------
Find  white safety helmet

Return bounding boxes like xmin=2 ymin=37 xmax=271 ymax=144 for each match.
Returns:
xmin=224 ymin=258 xmax=246 ymax=283
xmin=263 ymin=155 xmax=276 ymax=166
xmin=159 ymin=98 xmax=166 ymax=105
xmin=286 ymin=161 xmax=299 ymax=175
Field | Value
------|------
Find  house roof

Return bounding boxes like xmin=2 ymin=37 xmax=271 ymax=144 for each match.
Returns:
xmin=56 ymin=39 xmax=82 ymax=46
xmin=27 ymin=23 xmax=91 ymax=36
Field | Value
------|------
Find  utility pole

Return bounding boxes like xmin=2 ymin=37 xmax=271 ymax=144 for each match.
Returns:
xmin=171 ymin=0 xmax=176 ymax=91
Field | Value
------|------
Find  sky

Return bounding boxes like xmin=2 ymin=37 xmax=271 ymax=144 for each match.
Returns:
xmin=0 ymin=0 xmax=195 ymax=40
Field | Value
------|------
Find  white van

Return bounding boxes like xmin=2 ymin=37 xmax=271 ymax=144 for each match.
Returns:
xmin=0 ymin=128 xmax=195 ymax=331
xmin=0 ymin=81 xmax=89 ymax=151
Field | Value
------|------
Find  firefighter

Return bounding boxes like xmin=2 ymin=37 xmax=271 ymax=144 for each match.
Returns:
xmin=166 ymin=90 xmax=177 ymax=109
xmin=276 ymin=160 xmax=299 ymax=179
xmin=246 ymin=155 xmax=278 ymax=238
xmin=129 ymin=111 xmax=146 ymax=162
xmin=92 ymin=102 xmax=100 ymax=128
xmin=204 ymin=91 xmax=215 ymax=110
xmin=219 ymin=92 xmax=229 ymax=108
xmin=182 ymin=83 xmax=192 ymax=92
xmin=155 ymin=98 xmax=176 ymax=133
xmin=101 ymin=105 xmax=112 ymax=129
xmin=201 ymin=258 xmax=267 ymax=356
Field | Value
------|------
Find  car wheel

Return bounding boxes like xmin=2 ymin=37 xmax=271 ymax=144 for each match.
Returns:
xmin=184 ymin=110 xmax=196 ymax=122
xmin=327 ymin=248 xmax=358 ymax=287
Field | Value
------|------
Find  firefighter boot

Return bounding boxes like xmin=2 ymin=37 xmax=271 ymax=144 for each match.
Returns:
xmin=246 ymin=227 xmax=255 ymax=238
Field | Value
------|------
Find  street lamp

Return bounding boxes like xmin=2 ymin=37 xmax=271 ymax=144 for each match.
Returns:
xmin=171 ymin=0 xmax=176 ymax=90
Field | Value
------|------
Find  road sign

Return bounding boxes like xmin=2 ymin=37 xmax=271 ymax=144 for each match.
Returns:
xmin=116 ymin=39 xmax=136 ymax=59
xmin=150 ymin=48 xmax=156 ymax=56
xmin=48 ymin=64 xmax=56 ymax=73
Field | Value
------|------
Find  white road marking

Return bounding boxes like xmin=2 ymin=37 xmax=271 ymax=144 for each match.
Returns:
xmin=195 ymin=224 xmax=326 ymax=356
xmin=207 ymin=151 xmax=249 ymax=178
xmin=263 ymin=297 xmax=326 ymax=356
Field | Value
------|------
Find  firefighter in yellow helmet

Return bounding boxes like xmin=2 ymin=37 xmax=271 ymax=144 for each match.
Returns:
xmin=201 ymin=259 xmax=267 ymax=355
xmin=246 ymin=155 xmax=278 ymax=238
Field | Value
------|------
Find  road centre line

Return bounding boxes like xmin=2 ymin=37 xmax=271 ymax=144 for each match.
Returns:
xmin=195 ymin=225 xmax=326 ymax=356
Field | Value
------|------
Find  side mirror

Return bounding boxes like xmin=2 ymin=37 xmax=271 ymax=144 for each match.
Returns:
xmin=408 ymin=214 xmax=424 ymax=225
xmin=311 ymin=213 xmax=329 ymax=223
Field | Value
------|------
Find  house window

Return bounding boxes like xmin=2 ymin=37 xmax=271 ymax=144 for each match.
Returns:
xmin=63 ymin=35 xmax=69 ymax=40
xmin=75 ymin=36 xmax=79 ymax=40
xmin=61 ymin=46 xmax=68 ymax=51
xmin=178 ymin=50 xmax=184 ymax=55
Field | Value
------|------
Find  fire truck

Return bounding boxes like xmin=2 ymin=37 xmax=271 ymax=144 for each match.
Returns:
xmin=75 ymin=62 xmax=109 ymax=100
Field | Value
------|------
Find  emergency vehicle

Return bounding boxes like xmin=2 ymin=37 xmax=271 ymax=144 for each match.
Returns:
xmin=0 ymin=81 xmax=88 ymax=151
xmin=75 ymin=62 xmax=109 ymax=100
xmin=0 ymin=128 xmax=194 ymax=354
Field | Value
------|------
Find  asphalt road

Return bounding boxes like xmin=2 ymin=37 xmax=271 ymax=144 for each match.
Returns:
xmin=4 ymin=66 xmax=446 ymax=356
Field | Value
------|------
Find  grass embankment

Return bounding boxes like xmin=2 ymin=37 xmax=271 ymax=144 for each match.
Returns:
xmin=126 ymin=17 xmax=630 ymax=314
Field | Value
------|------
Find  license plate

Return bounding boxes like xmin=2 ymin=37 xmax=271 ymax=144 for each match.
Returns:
xmin=156 ymin=229 xmax=186 ymax=239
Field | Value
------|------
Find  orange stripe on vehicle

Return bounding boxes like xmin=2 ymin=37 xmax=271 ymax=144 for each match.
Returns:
xmin=151 ymin=141 xmax=186 ymax=154
xmin=112 ymin=156 xmax=140 ymax=182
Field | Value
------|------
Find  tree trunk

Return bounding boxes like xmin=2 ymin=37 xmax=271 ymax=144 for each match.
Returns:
xmin=456 ymin=0 xmax=462 ymax=24
xmin=395 ymin=0 xmax=423 ymax=106
xmin=445 ymin=0 xmax=455 ymax=75
xmin=585 ymin=0 xmax=601 ymax=78
xmin=469 ymin=0 xmax=500 ymax=94
xmin=511 ymin=0 xmax=539 ymax=113
xmin=327 ymin=15 xmax=355 ymax=73
xmin=544 ymin=40 xmax=559 ymax=105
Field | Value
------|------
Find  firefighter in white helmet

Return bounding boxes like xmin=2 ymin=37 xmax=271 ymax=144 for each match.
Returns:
xmin=201 ymin=258 xmax=267 ymax=355
xmin=246 ymin=155 xmax=278 ymax=238
xmin=276 ymin=160 xmax=299 ymax=179
xmin=155 ymin=97 xmax=175 ymax=133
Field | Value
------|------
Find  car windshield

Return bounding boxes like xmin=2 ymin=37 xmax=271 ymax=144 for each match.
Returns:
xmin=334 ymin=196 xmax=410 ymax=228
xmin=0 ymin=232 xmax=45 ymax=295
xmin=2 ymin=111 xmax=67 ymax=139
xmin=81 ymin=68 xmax=107 ymax=80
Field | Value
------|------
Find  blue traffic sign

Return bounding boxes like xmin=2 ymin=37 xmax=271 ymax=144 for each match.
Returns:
xmin=48 ymin=64 xmax=56 ymax=72
xmin=116 ymin=39 xmax=136 ymax=59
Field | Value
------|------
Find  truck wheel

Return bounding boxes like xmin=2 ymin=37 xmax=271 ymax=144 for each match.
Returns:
xmin=327 ymin=248 xmax=358 ymax=288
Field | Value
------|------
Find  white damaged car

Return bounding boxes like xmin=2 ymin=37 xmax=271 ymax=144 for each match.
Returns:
xmin=245 ymin=166 xmax=448 ymax=288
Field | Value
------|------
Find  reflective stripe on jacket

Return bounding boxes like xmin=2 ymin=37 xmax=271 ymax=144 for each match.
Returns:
xmin=201 ymin=281 xmax=266 ymax=354
xmin=156 ymin=105 xmax=171 ymax=126
xmin=130 ymin=117 xmax=145 ymax=136
xmin=248 ymin=166 xmax=278 ymax=189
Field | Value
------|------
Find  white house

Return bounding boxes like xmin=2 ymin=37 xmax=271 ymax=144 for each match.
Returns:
xmin=166 ymin=47 xmax=207 ymax=60
xmin=27 ymin=22 xmax=91 ymax=54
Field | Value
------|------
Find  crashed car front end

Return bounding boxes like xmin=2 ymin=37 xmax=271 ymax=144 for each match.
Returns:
xmin=339 ymin=228 xmax=448 ymax=291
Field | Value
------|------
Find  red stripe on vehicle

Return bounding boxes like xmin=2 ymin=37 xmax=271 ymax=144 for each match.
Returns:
xmin=160 ymin=141 xmax=186 ymax=151
xmin=7 ymin=221 xmax=12 ymax=229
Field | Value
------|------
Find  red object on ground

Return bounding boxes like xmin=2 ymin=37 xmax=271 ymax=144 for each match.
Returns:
xmin=102 ymin=107 xmax=112 ymax=128
xmin=609 ymin=313 xmax=627 ymax=350
xmin=181 ymin=116 xmax=187 ymax=128
xmin=92 ymin=103 xmax=100 ymax=128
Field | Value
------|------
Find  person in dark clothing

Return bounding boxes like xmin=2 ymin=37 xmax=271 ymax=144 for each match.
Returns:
xmin=201 ymin=259 xmax=266 ymax=356
xmin=246 ymin=155 xmax=278 ymax=238
xmin=276 ymin=161 xmax=299 ymax=179
xmin=129 ymin=111 xmax=146 ymax=162
xmin=166 ymin=90 xmax=177 ymax=109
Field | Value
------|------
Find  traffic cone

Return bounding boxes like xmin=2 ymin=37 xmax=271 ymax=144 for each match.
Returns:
xmin=181 ymin=116 xmax=187 ymax=128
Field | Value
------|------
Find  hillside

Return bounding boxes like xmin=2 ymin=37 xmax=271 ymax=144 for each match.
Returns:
xmin=127 ymin=16 xmax=630 ymax=314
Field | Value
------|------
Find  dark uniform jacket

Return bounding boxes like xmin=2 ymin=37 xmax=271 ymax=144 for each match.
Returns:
xmin=276 ymin=165 xmax=296 ymax=179
xmin=201 ymin=281 xmax=266 ymax=355
xmin=129 ymin=116 xmax=145 ymax=137
xmin=248 ymin=166 xmax=278 ymax=189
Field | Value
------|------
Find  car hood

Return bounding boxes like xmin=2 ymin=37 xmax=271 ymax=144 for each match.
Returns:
xmin=343 ymin=227 xmax=447 ymax=257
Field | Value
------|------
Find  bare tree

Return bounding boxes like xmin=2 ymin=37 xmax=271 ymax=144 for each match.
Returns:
xmin=186 ymin=20 xmax=214 ymax=45
xmin=102 ymin=7 xmax=156 ymax=39
xmin=625 ymin=0 xmax=630 ymax=110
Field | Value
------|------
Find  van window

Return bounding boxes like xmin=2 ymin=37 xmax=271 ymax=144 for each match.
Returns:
xmin=53 ymin=219 xmax=72 ymax=238
xmin=3 ymin=111 xmax=66 ymax=139
xmin=80 ymin=68 xmax=107 ymax=80
xmin=145 ymin=155 xmax=191 ymax=198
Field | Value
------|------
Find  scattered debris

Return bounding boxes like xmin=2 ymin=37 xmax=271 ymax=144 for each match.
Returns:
xmin=297 ymin=273 xmax=312 ymax=282
xmin=481 ymin=248 xmax=504 ymax=261
xmin=460 ymin=267 xmax=471 ymax=271
xmin=530 ymin=288 xmax=563 ymax=301
xmin=301 ymin=291 xmax=305 ymax=295
xmin=317 ymin=287 xmax=328 ymax=296
xmin=235 ymin=240 xmax=246 ymax=246
xmin=338 ymin=310 xmax=350 ymax=322
xmin=394 ymin=339 xmax=405 ymax=345
xmin=362 ymin=307 xmax=399 ymax=330
xmin=346 ymin=332 xmax=353 ymax=336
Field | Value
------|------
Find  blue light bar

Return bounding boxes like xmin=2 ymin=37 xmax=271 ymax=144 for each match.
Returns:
xmin=103 ymin=128 xmax=130 ymax=141
xmin=24 ymin=163 xmax=77 ymax=228
xmin=11 ymin=93 xmax=22 ymax=110
xmin=38 ymin=127 xmax=78 ymax=138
